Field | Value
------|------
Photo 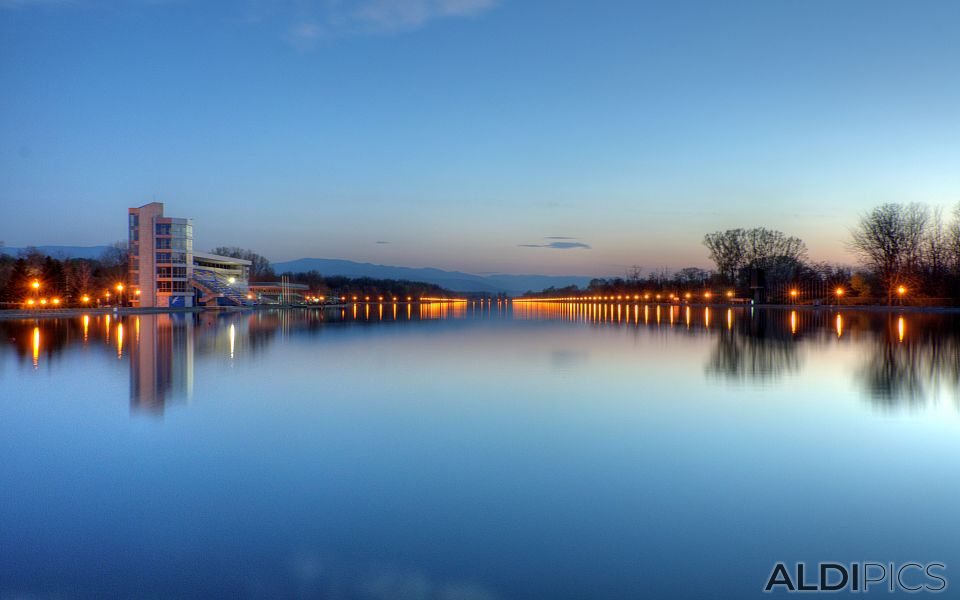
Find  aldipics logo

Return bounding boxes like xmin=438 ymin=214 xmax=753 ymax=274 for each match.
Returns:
xmin=764 ymin=562 xmax=947 ymax=593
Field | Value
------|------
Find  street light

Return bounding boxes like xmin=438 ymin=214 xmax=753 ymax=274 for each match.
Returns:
xmin=789 ymin=289 xmax=799 ymax=301
xmin=81 ymin=295 xmax=90 ymax=303
xmin=31 ymin=280 xmax=40 ymax=290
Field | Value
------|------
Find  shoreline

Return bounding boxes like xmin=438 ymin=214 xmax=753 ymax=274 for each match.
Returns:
xmin=2 ymin=300 xmax=959 ymax=321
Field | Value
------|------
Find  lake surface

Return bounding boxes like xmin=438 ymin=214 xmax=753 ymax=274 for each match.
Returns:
xmin=2 ymin=302 xmax=959 ymax=599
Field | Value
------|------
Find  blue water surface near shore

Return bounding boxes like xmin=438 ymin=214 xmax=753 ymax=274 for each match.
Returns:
xmin=2 ymin=303 xmax=959 ymax=598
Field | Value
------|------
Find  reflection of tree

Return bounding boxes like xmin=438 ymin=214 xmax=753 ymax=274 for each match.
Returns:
xmin=858 ymin=340 xmax=927 ymax=406
xmin=705 ymin=314 xmax=803 ymax=382
xmin=858 ymin=314 xmax=960 ymax=409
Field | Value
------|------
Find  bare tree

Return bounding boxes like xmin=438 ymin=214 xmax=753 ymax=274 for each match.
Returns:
xmin=848 ymin=203 xmax=929 ymax=304
xmin=65 ymin=261 xmax=94 ymax=297
xmin=99 ymin=241 xmax=129 ymax=287
xmin=703 ymin=229 xmax=746 ymax=284
xmin=948 ymin=202 xmax=960 ymax=275
xmin=704 ymin=227 xmax=807 ymax=286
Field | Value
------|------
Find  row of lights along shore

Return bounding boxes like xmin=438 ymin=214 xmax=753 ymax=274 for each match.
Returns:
xmin=22 ymin=279 xmax=911 ymax=308
xmin=22 ymin=279 xmax=139 ymax=308
xmin=516 ymin=286 xmax=908 ymax=303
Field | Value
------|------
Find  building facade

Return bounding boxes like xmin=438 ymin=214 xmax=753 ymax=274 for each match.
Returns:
xmin=129 ymin=202 xmax=251 ymax=308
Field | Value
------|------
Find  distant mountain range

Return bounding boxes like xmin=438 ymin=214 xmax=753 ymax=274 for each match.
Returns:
xmin=1 ymin=246 xmax=592 ymax=294
xmin=1 ymin=245 xmax=111 ymax=260
xmin=272 ymin=258 xmax=592 ymax=294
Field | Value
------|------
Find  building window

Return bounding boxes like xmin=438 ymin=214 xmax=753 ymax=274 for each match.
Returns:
xmin=156 ymin=238 xmax=172 ymax=249
xmin=155 ymin=223 xmax=171 ymax=236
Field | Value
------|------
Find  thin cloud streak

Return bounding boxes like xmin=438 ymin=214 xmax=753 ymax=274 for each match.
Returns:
xmin=285 ymin=0 xmax=499 ymax=46
xmin=519 ymin=241 xmax=592 ymax=250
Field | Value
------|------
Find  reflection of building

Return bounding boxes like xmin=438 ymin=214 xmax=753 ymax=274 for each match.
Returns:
xmin=128 ymin=202 xmax=252 ymax=308
xmin=129 ymin=314 xmax=194 ymax=413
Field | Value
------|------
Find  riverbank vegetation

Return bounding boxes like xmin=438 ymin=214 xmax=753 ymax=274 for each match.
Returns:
xmin=529 ymin=202 xmax=960 ymax=306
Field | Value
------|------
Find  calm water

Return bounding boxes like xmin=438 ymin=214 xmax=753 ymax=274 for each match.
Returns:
xmin=2 ymin=303 xmax=959 ymax=599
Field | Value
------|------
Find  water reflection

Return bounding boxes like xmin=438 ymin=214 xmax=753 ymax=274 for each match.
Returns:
xmin=2 ymin=304 xmax=960 ymax=411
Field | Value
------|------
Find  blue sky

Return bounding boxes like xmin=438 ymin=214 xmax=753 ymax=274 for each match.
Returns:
xmin=1 ymin=0 xmax=958 ymax=276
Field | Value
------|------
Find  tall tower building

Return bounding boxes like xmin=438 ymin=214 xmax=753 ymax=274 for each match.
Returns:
xmin=128 ymin=202 xmax=194 ymax=308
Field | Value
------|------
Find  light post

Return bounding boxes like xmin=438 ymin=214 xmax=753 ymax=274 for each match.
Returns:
xmin=789 ymin=289 xmax=799 ymax=303
xmin=31 ymin=279 xmax=40 ymax=306
xmin=897 ymin=285 xmax=907 ymax=306
xmin=115 ymin=283 xmax=124 ymax=309
xmin=835 ymin=287 xmax=844 ymax=306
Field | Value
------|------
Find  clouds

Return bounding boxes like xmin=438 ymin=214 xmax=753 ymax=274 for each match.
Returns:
xmin=1 ymin=0 xmax=499 ymax=45
xmin=353 ymin=0 xmax=498 ymax=31
xmin=0 ymin=0 xmax=71 ymax=7
xmin=284 ymin=0 xmax=499 ymax=46
xmin=519 ymin=237 xmax=592 ymax=250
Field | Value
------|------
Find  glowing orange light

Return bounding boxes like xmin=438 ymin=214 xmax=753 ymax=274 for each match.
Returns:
xmin=898 ymin=316 xmax=905 ymax=342
xmin=52 ymin=298 xmax=60 ymax=305
xmin=31 ymin=280 xmax=40 ymax=290
xmin=115 ymin=283 xmax=124 ymax=293
xmin=835 ymin=287 xmax=844 ymax=297
xmin=32 ymin=327 xmax=40 ymax=367
xmin=897 ymin=286 xmax=906 ymax=296
xmin=39 ymin=298 xmax=47 ymax=306
xmin=81 ymin=295 xmax=90 ymax=303
xmin=135 ymin=289 xmax=141 ymax=296
xmin=26 ymin=299 xmax=35 ymax=306
xmin=704 ymin=292 xmax=712 ymax=299
xmin=789 ymin=289 xmax=799 ymax=298
xmin=790 ymin=310 xmax=797 ymax=334
xmin=726 ymin=290 xmax=734 ymax=298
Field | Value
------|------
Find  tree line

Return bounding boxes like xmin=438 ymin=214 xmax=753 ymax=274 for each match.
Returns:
xmin=531 ymin=202 xmax=960 ymax=305
xmin=0 ymin=244 xmax=129 ymax=308
xmin=278 ymin=270 xmax=453 ymax=300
